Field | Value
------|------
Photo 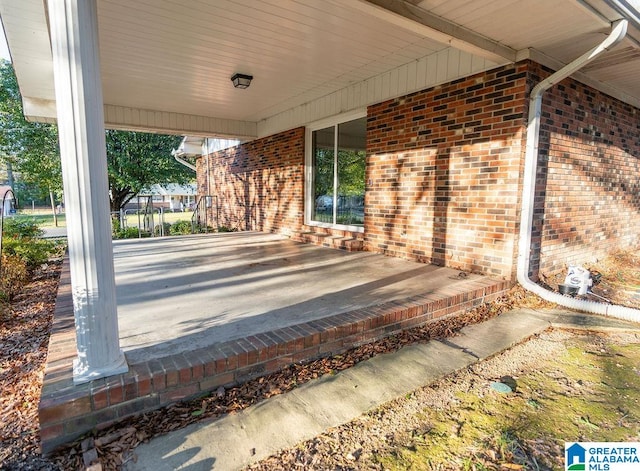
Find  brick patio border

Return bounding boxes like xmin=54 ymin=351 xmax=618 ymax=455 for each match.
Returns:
xmin=39 ymin=257 xmax=511 ymax=453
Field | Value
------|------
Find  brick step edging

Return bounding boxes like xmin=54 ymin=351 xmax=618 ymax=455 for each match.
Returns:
xmin=39 ymin=272 xmax=510 ymax=453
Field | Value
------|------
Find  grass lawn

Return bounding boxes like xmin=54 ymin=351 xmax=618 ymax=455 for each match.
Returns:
xmin=122 ymin=210 xmax=193 ymax=227
xmin=12 ymin=211 xmax=66 ymax=228
xmin=11 ymin=209 xmax=194 ymax=230
xmin=371 ymin=332 xmax=640 ymax=470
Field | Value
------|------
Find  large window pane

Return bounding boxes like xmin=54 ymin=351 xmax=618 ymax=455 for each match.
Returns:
xmin=309 ymin=116 xmax=366 ymax=228
xmin=312 ymin=126 xmax=335 ymax=224
xmin=337 ymin=118 xmax=366 ymax=226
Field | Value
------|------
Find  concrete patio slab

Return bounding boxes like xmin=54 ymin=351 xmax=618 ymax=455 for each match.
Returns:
xmin=40 ymin=232 xmax=512 ymax=453
xmin=114 ymin=232 xmax=482 ymax=364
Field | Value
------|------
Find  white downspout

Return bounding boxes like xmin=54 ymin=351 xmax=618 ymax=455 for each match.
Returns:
xmin=171 ymin=149 xmax=197 ymax=171
xmin=517 ymin=19 xmax=640 ymax=322
xmin=205 ymin=138 xmax=211 ymax=198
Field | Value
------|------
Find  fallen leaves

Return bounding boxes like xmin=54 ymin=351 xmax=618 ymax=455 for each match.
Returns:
xmin=0 ymin=260 xmax=62 ymax=470
xmin=3 ymin=250 xmax=635 ymax=470
xmin=51 ymin=284 xmax=536 ymax=470
xmin=0 ymin=259 xmax=551 ymax=471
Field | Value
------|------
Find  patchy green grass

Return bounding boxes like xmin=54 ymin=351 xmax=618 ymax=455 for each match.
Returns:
xmin=373 ymin=335 xmax=640 ymax=470
xmin=12 ymin=212 xmax=65 ymax=228
xmin=122 ymin=210 xmax=193 ymax=227
xmin=10 ymin=209 xmax=194 ymax=230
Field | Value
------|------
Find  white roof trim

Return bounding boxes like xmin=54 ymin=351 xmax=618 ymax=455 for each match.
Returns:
xmin=520 ymin=47 xmax=640 ymax=109
xmin=103 ymin=105 xmax=257 ymax=139
xmin=21 ymin=98 xmax=259 ymax=139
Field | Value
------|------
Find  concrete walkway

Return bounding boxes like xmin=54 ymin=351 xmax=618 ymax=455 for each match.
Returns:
xmin=125 ymin=308 xmax=640 ymax=471
xmin=41 ymin=226 xmax=67 ymax=238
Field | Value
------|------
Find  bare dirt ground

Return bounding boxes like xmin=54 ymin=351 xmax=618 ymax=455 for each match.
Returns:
xmin=246 ymin=330 xmax=640 ymax=471
xmin=543 ymin=250 xmax=640 ymax=309
xmin=0 ymin=251 xmax=638 ymax=470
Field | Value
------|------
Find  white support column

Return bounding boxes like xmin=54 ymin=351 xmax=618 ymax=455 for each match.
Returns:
xmin=48 ymin=0 xmax=128 ymax=384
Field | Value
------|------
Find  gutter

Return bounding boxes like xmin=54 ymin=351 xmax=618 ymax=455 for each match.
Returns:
xmin=602 ymin=0 xmax=640 ymax=30
xmin=171 ymin=149 xmax=197 ymax=171
xmin=517 ymin=19 xmax=640 ymax=322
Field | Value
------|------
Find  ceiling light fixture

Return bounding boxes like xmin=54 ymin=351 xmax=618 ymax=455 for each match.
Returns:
xmin=231 ymin=73 xmax=253 ymax=89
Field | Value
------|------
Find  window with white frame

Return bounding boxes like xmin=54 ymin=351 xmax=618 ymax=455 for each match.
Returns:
xmin=307 ymin=114 xmax=366 ymax=230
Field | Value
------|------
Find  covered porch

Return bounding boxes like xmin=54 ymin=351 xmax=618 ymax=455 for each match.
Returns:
xmin=39 ymin=232 xmax=509 ymax=452
xmin=3 ymin=0 xmax=640 ymax=456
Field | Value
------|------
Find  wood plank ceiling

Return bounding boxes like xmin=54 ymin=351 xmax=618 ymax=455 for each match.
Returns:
xmin=97 ymin=0 xmax=449 ymax=122
xmin=1 ymin=0 xmax=639 ymax=138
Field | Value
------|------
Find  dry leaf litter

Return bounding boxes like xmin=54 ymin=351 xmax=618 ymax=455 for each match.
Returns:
xmin=1 ymin=251 xmax=638 ymax=470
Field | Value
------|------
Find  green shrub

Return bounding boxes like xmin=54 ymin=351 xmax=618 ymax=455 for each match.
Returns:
xmin=154 ymin=222 xmax=172 ymax=236
xmin=2 ymin=237 xmax=56 ymax=269
xmin=0 ymin=254 xmax=28 ymax=302
xmin=2 ymin=218 xmax=58 ymax=272
xmin=113 ymin=226 xmax=141 ymax=239
xmin=0 ymin=219 xmax=62 ymax=305
xmin=3 ymin=218 xmax=44 ymax=239
xmin=169 ymin=220 xmax=193 ymax=235
xmin=111 ymin=216 xmax=122 ymax=237
xmin=217 ymin=226 xmax=237 ymax=233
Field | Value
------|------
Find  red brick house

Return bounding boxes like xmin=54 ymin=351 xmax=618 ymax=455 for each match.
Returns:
xmin=2 ymin=0 xmax=640 ymax=451
xmin=198 ymin=60 xmax=640 ymax=282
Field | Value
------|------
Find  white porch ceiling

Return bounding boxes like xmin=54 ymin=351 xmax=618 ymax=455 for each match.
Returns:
xmin=1 ymin=0 xmax=640 ymax=139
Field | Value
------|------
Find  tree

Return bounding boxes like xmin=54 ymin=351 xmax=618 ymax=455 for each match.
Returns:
xmin=337 ymin=149 xmax=366 ymax=197
xmin=0 ymin=60 xmax=193 ymax=215
xmin=0 ymin=60 xmax=63 ymax=224
xmin=313 ymin=148 xmax=365 ymax=198
xmin=105 ymin=130 xmax=191 ymax=212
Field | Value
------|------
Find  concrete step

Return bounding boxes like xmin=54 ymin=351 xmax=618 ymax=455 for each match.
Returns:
xmin=291 ymin=231 xmax=364 ymax=252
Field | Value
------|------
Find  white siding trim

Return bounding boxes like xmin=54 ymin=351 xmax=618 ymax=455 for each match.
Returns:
xmin=22 ymin=99 xmax=258 ymax=139
xmin=258 ymin=48 xmax=506 ymax=138
xmin=22 ymin=97 xmax=58 ymax=123
xmin=103 ymin=105 xmax=257 ymax=139
xmin=306 ymin=109 xmax=367 ymax=133
xmin=519 ymin=48 xmax=640 ymax=110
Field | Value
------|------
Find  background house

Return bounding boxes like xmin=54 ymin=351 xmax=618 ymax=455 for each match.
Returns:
xmin=137 ymin=183 xmax=197 ymax=212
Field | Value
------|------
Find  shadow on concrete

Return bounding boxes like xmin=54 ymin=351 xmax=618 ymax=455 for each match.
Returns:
xmin=114 ymin=233 xmax=466 ymax=364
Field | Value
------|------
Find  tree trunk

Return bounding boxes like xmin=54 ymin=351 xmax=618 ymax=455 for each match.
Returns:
xmin=110 ymin=188 xmax=135 ymax=213
xmin=49 ymin=187 xmax=58 ymax=227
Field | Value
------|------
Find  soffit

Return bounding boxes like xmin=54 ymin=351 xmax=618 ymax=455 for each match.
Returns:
xmin=412 ymin=0 xmax=640 ymax=97
xmin=1 ymin=0 xmax=640 ymax=136
xmin=3 ymin=0 xmax=450 ymax=123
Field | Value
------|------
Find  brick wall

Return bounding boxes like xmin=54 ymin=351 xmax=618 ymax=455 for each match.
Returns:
xmin=530 ymin=63 xmax=640 ymax=276
xmin=198 ymin=128 xmax=305 ymax=234
xmin=196 ymin=61 xmax=640 ymax=281
xmin=365 ymin=64 xmax=529 ymax=279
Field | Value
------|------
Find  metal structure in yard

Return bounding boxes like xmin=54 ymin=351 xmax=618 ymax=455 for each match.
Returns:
xmin=191 ymin=195 xmax=216 ymax=234
xmin=0 ymin=188 xmax=17 ymax=270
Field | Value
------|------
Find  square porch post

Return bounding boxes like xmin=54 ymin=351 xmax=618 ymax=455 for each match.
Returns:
xmin=47 ymin=0 xmax=128 ymax=384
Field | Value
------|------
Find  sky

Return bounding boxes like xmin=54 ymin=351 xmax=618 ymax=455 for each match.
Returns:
xmin=0 ymin=23 xmax=10 ymax=61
